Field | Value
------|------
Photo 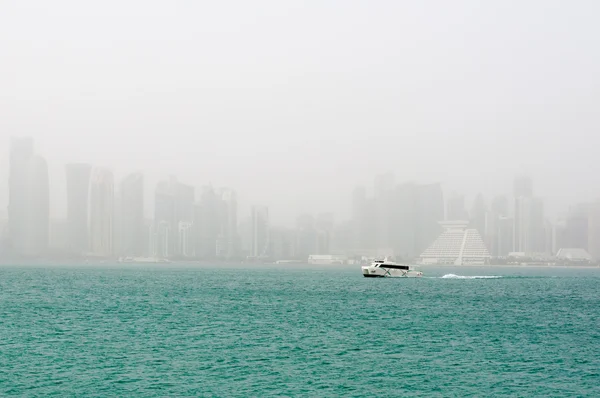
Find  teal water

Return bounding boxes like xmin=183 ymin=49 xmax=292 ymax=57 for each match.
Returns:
xmin=1 ymin=265 xmax=599 ymax=397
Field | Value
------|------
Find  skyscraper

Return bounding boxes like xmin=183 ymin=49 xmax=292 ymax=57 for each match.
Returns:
xmin=8 ymin=137 xmax=49 ymax=256
xmin=154 ymin=177 xmax=194 ymax=258
xmin=414 ymin=183 xmax=444 ymax=255
xmin=351 ymin=186 xmax=372 ymax=252
xmin=513 ymin=176 xmax=545 ymax=254
xmin=251 ymin=206 xmax=269 ymax=258
xmin=470 ymin=193 xmax=487 ymax=238
xmin=120 ymin=172 xmax=144 ymax=257
xmin=588 ymin=201 xmax=600 ymax=260
xmin=24 ymin=155 xmax=49 ymax=255
xmin=194 ymin=186 xmax=220 ymax=258
xmin=295 ymin=213 xmax=317 ymax=260
xmin=89 ymin=168 xmax=114 ymax=256
xmin=485 ymin=195 xmax=510 ymax=257
xmin=8 ymin=137 xmax=34 ymax=253
xmin=514 ymin=196 xmax=545 ymax=254
xmin=154 ymin=179 xmax=176 ymax=256
xmin=217 ymin=188 xmax=238 ymax=258
xmin=565 ymin=203 xmax=590 ymax=250
xmin=446 ymin=193 xmax=468 ymax=221
xmin=66 ymin=163 xmax=92 ymax=254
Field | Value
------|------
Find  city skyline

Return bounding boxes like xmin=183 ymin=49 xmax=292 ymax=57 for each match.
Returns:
xmin=2 ymin=136 xmax=600 ymax=263
xmin=1 ymin=143 xmax=599 ymax=227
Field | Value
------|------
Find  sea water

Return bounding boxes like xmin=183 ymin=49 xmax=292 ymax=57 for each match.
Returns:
xmin=1 ymin=264 xmax=599 ymax=396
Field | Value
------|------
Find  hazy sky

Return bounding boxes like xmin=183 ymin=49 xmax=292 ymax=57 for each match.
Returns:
xmin=1 ymin=1 xmax=599 ymax=225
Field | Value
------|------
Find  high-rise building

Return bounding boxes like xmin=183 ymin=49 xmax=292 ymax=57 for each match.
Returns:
xmin=374 ymin=173 xmax=396 ymax=253
xmin=251 ymin=206 xmax=269 ymax=258
xmin=8 ymin=138 xmax=49 ymax=256
xmin=217 ymin=188 xmax=238 ymax=258
xmin=470 ymin=193 xmax=487 ymax=239
xmin=89 ymin=168 xmax=114 ymax=256
xmin=514 ymin=196 xmax=545 ymax=254
xmin=390 ymin=182 xmax=417 ymax=260
xmin=565 ymin=203 xmax=590 ymax=250
xmin=588 ymin=201 xmax=600 ymax=260
xmin=154 ymin=179 xmax=176 ymax=256
xmin=119 ymin=172 xmax=144 ymax=257
xmin=296 ymin=214 xmax=317 ymax=260
xmin=178 ymin=221 xmax=194 ymax=257
xmin=194 ymin=186 xmax=220 ymax=258
xmin=8 ymin=137 xmax=34 ymax=253
xmin=497 ymin=216 xmax=514 ymax=257
xmin=269 ymin=227 xmax=296 ymax=260
xmin=24 ymin=155 xmax=50 ymax=255
xmin=446 ymin=193 xmax=468 ymax=221
xmin=66 ymin=163 xmax=92 ymax=254
xmin=152 ymin=220 xmax=171 ymax=258
xmin=351 ymin=186 xmax=374 ymax=252
xmin=153 ymin=177 xmax=194 ymax=258
xmin=415 ymin=183 xmax=444 ymax=255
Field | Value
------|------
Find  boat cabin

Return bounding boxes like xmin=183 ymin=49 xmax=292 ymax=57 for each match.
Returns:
xmin=373 ymin=261 xmax=410 ymax=270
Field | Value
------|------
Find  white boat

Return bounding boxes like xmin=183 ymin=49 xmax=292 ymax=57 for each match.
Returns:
xmin=362 ymin=260 xmax=423 ymax=278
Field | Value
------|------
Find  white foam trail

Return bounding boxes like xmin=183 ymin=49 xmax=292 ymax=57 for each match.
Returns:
xmin=441 ymin=274 xmax=502 ymax=279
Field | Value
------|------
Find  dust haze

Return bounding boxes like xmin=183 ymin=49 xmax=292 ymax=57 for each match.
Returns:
xmin=1 ymin=1 xmax=600 ymax=262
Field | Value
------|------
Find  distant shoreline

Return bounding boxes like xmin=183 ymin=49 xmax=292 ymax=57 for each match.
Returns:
xmin=1 ymin=261 xmax=599 ymax=270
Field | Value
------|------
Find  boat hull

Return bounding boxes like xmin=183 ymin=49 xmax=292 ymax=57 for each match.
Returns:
xmin=362 ymin=266 xmax=423 ymax=278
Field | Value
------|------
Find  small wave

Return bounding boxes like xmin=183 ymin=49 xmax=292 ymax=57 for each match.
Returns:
xmin=441 ymin=274 xmax=502 ymax=279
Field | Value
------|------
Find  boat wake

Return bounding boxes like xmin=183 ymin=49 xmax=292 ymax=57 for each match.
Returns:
xmin=441 ymin=274 xmax=502 ymax=279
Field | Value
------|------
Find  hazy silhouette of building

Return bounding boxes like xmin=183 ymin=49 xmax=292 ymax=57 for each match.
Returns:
xmin=491 ymin=195 xmax=509 ymax=216
xmin=470 ymin=193 xmax=487 ymax=239
xmin=89 ymin=168 xmax=114 ymax=256
xmin=351 ymin=186 xmax=373 ymax=252
xmin=178 ymin=221 xmax=194 ymax=257
xmin=496 ymin=216 xmax=514 ymax=257
xmin=153 ymin=177 xmax=195 ymax=257
xmin=154 ymin=180 xmax=175 ymax=256
xmin=374 ymin=172 xmax=396 ymax=254
xmin=8 ymin=137 xmax=34 ymax=253
xmin=66 ymin=163 xmax=92 ymax=254
xmin=217 ymin=188 xmax=238 ymax=258
xmin=446 ymin=193 xmax=468 ymax=221
xmin=415 ymin=183 xmax=444 ymax=255
xmin=485 ymin=195 xmax=511 ymax=257
xmin=514 ymin=196 xmax=545 ymax=254
xmin=588 ymin=201 xmax=600 ymax=261
xmin=295 ymin=214 xmax=317 ymax=260
xmin=269 ymin=227 xmax=296 ymax=260
xmin=24 ymin=155 xmax=50 ymax=255
xmin=8 ymin=138 xmax=49 ymax=256
xmin=512 ymin=176 xmax=545 ymax=254
xmin=251 ymin=205 xmax=269 ymax=258
xmin=120 ymin=172 xmax=144 ymax=256
xmin=194 ymin=186 xmax=220 ymax=258
xmin=390 ymin=182 xmax=417 ymax=259
xmin=565 ymin=203 xmax=590 ymax=250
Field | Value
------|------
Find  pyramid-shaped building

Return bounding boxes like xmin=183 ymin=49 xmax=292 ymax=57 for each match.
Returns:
xmin=420 ymin=221 xmax=491 ymax=265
